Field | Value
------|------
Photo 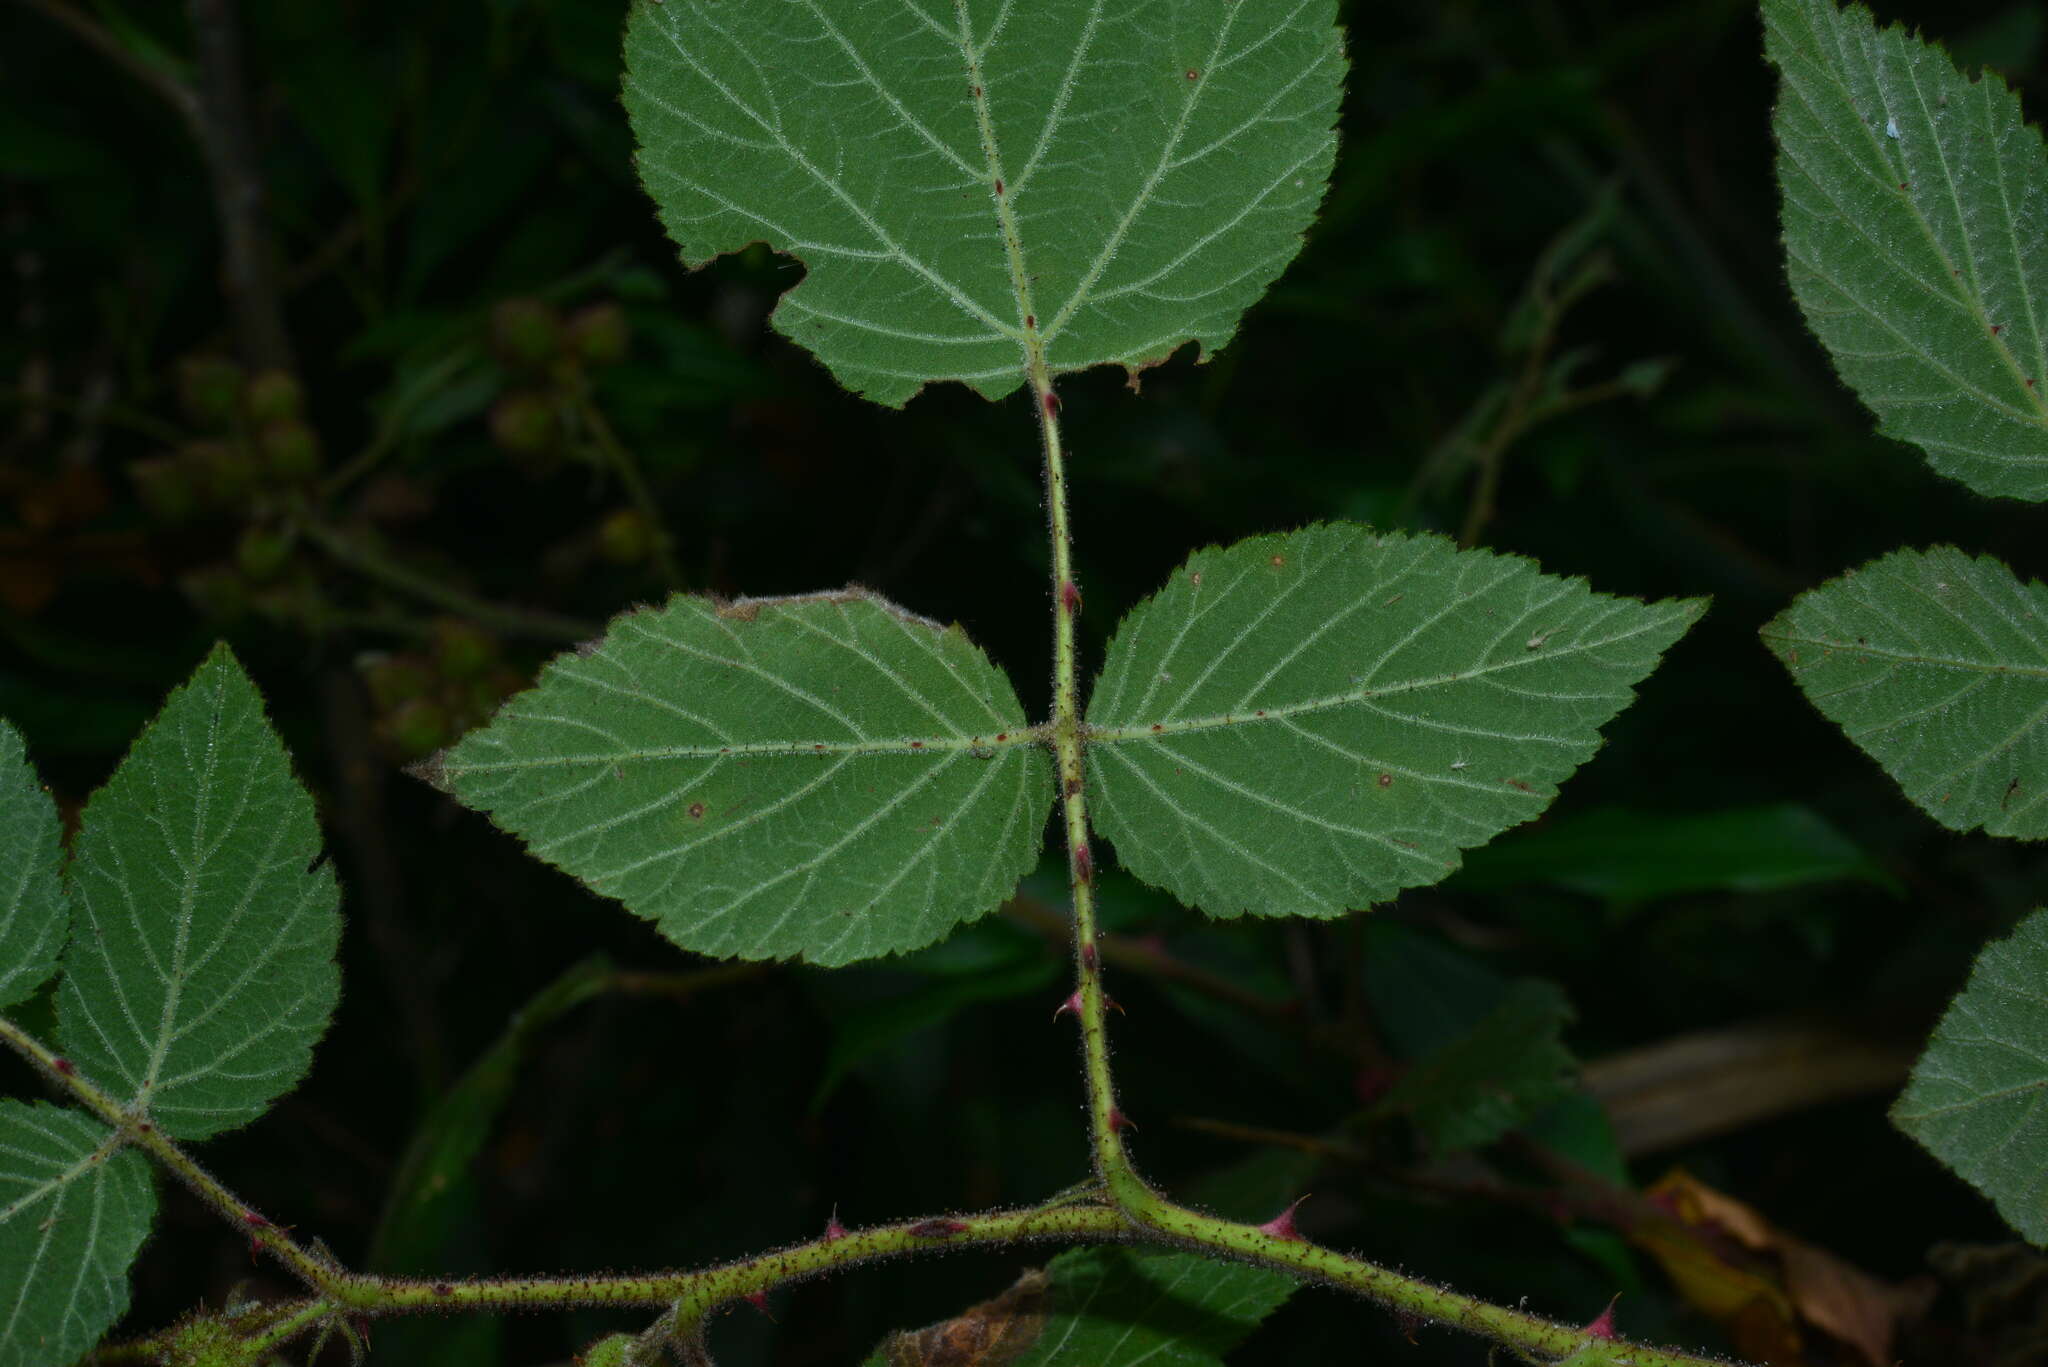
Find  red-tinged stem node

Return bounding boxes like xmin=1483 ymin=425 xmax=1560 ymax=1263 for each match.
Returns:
xmin=1258 ymin=1196 xmax=1310 ymax=1243
xmin=907 ymin=1218 xmax=969 ymax=1238
xmin=1108 ymin=1108 xmax=1137 ymax=1132
xmin=1042 ymin=390 xmax=1061 ymax=417
xmin=1073 ymin=842 xmax=1094 ymax=885
xmin=52 ymin=1057 xmax=74 ymax=1075
xmin=1583 ymin=1296 xmax=1619 ymax=1340
xmin=1080 ymin=942 xmax=1099 ymax=971
xmin=1060 ymin=579 xmax=1082 ymax=615
xmin=744 ymin=1291 xmax=771 ymax=1317
xmin=1054 ymin=992 xmax=1083 ymax=1021
xmin=824 ymin=1211 xmax=848 ymax=1241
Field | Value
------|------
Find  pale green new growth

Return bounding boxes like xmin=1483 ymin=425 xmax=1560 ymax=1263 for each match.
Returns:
xmin=53 ymin=644 xmax=342 ymax=1141
xmin=622 ymin=0 xmax=1343 ymax=405
xmin=0 ymin=722 xmax=65 ymax=1012
xmin=438 ymin=590 xmax=1051 ymax=965
xmin=0 ymin=1101 xmax=156 ymax=1367
xmin=1761 ymin=545 xmax=2048 ymax=839
xmin=1086 ymin=525 xmax=1704 ymax=919
xmin=1893 ymin=907 xmax=2048 ymax=1245
xmin=1765 ymin=0 xmax=2048 ymax=502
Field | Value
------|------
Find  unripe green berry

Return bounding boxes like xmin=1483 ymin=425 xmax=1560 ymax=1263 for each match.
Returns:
xmin=567 ymin=301 xmax=630 ymax=366
xmin=244 ymin=370 xmax=304 ymax=424
xmin=597 ymin=507 xmax=655 ymax=564
xmin=236 ymin=526 xmax=293 ymax=582
xmin=176 ymin=355 xmax=245 ymax=428
xmin=132 ymin=456 xmax=198 ymax=524
xmin=361 ymin=653 xmax=436 ymax=709
xmin=434 ymin=619 xmax=500 ymax=679
xmin=385 ymin=697 xmax=453 ymax=756
xmin=490 ymin=392 xmax=557 ymax=455
xmin=181 ymin=567 xmax=251 ymax=622
xmin=258 ymin=419 xmax=322 ymax=482
xmin=491 ymin=298 xmax=563 ymax=368
xmin=191 ymin=440 xmax=259 ymax=506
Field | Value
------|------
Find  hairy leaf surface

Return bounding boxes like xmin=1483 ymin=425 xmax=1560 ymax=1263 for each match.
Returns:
xmin=1761 ymin=546 xmax=2048 ymax=839
xmin=53 ymin=645 xmax=341 ymax=1140
xmin=0 ymin=1102 xmax=155 ymax=1367
xmin=1086 ymin=525 xmax=1703 ymax=918
xmin=1893 ymin=908 xmax=2048 ymax=1244
xmin=437 ymin=591 xmax=1050 ymax=965
xmin=0 ymin=722 xmax=65 ymax=1012
xmin=1766 ymin=0 xmax=2048 ymax=501
xmin=622 ymin=0 xmax=1344 ymax=406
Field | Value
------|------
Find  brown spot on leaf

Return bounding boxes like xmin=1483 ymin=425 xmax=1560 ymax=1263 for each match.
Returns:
xmin=688 ymin=802 xmax=706 ymax=821
xmin=1505 ymin=779 xmax=1534 ymax=793
xmin=1269 ymin=554 xmax=1286 ymax=568
xmin=1377 ymin=772 xmax=1393 ymax=788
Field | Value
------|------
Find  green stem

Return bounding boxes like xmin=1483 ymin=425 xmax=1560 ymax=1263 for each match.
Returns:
xmin=575 ymin=393 xmax=682 ymax=587
xmin=0 ymin=1016 xmax=353 ymax=1296
xmin=298 ymin=517 xmax=595 ymax=641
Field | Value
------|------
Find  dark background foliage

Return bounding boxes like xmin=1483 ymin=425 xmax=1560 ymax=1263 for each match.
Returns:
xmin=4 ymin=0 xmax=2045 ymax=1362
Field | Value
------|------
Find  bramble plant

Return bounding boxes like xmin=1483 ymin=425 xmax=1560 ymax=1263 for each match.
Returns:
xmin=1 ymin=1 xmax=2044 ymax=1365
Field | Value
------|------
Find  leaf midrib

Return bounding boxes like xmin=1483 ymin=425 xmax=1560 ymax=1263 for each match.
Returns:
xmin=1763 ymin=630 xmax=2048 ymax=679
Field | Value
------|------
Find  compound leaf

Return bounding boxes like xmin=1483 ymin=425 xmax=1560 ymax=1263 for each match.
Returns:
xmin=0 ymin=1101 xmax=156 ymax=1367
xmin=1086 ymin=525 xmax=1703 ymax=919
xmin=0 ymin=722 xmax=65 ymax=1012
xmin=1761 ymin=546 xmax=2048 ymax=839
xmin=54 ymin=645 xmax=341 ymax=1141
xmin=623 ymin=0 xmax=1344 ymax=406
xmin=436 ymin=590 xmax=1051 ymax=966
xmin=1766 ymin=0 xmax=2048 ymax=501
xmin=1893 ymin=908 xmax=2048 ymax=1245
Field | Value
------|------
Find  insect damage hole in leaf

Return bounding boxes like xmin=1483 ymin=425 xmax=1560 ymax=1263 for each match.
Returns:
xmin=622 ymin=0 xmax=1345 ymax=405
xmin=435 ymin=589 xmax=1052 ymax=966
xmin=1084 ymin=525 xmax=1704 ymax=919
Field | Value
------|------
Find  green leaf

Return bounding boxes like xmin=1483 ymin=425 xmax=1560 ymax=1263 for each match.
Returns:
xmin=370 ymin=955 xmax=615 ymax=1275
xmin=1765 ymin=0 xmax=2048 ymax=501
xmin=53 ymin=645 xmax=342 ymax=1141
xmin=1761 ymin=546 xmax=2048 ymax=839
xmin=622 ymin=0 xmax=1344 ymax=406
xmin=1893 ymin=907 xmax=2048 ymax=1245
xmin=1451 ymin=802 xmax=1896 ymax=904
xmin=1014 ymin=1247 xmax=1295 ymax=1367
xmin=1086 ymin=525 xmax=1703 ymax=919
xmin=436 ymin=590 xmax=1051 ymax=966
xmin=0 ymin=722 xmax=65 ymax=1012
xmin=1374 ymin=979 xmax=1577 ymax=1154
xmin=865 ymin=1248 xmax=1294 ymax=1367
xmin=0 ymin=1101 xmax=156 ymax=1367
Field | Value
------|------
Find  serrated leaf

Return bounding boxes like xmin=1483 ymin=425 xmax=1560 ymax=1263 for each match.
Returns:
xmin=1892 ymin=908 xmax=2048 ymax=1245
xmin=1085 ymin=525 xmax=1703 ymax=919
xmin=1761 ymin=545 xmax=2048 ymax=839
xmin=53 ymin=645 xmax=341 ymax=1141
xmin=0 ymin=722 xmax=65 ymax=1012
xmin=1375 ymin=979 xmax=1577 ymax=1154
xmin=437 ymin=590 xmax=1051 ymax=966
xmin=1451 ymin=802 xmax=1896 ymax=904
xmin=866 ymin=1248 xmax=1294 ymax=1367
xmin=1014 ymin=1247 xmax=1295 ymax=1367
xmin=622 ymin=0 xmax=1343 ymax=406
xmin=1765 ymin=0 xmax=2048 ymax=501
xmin=0 ymin=1101 xmax=156 ymax=1367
